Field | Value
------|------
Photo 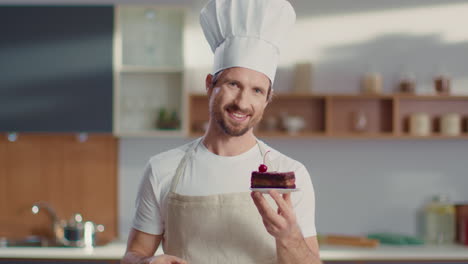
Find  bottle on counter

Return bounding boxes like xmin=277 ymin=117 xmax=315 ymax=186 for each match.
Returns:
xmin=424 ymin=194 xmax=456 ymax=244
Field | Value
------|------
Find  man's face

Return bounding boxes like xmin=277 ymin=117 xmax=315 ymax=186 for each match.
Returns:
xmin=208 ymin=67 xmax=270 ymax=137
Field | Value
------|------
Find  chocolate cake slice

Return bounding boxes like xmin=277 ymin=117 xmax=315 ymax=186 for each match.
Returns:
xmin=251 ymin=171 xmax=296 ymax=189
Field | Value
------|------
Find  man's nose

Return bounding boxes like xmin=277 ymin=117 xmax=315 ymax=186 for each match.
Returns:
xmin=233 ymin=89 xmax=250 ymax=109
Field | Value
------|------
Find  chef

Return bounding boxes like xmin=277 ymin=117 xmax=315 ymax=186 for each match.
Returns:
xmin=122 ymin=0 xmax=320 ymax=263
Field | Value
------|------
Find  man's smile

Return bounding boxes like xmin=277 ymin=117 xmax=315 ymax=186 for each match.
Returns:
xmin=226 ymin=109 xmax=250 ymax=122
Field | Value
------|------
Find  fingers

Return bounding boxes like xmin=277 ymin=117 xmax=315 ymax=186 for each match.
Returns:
xmin=268 ymin=190 xmax=294 ymax=222
xmin=251 ymin=191 xmax=284 ymax=228
xmin=283 ymin=192 xmax=292 ymax=206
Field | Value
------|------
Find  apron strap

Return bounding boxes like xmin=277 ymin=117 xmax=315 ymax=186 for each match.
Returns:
xmin=169 ymin=137 xmax=203 ymax=193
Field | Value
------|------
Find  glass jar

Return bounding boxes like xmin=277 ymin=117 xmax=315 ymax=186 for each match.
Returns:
xmin=398 ymin=72 xmax=416 ymax=94
xmin=424 ymin=194 xmax=456 ymax=244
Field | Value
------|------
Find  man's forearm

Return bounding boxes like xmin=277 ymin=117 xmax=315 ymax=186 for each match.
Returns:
xmin=276 ymin=237 xmax=322 ymax=264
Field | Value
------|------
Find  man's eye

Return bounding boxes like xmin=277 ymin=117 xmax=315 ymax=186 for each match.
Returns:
xmin=229 ymin=82 xmax=238 ymax=87
xmin=254 ymin=88 xmax=263 ymax=94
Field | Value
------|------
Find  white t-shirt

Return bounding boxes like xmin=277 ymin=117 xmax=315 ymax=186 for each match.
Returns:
xmin=132 ymin=139 xmax=317 ymax=237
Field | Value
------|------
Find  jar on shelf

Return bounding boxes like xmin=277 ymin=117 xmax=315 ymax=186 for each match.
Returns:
xmin=434 ymin=74 xmax=451 ymax=95
xmin=361 ymin=72 xmax=382 ymax=94
xmin=397 ymin=72 xmax=416 ymax=94
xmin=409 ymin=113 xmax=431 ymax=136
xmin=424 ymin=194 xmax=456 ymax=245
xmin=440 ymin=113 xmax=461 ymax=136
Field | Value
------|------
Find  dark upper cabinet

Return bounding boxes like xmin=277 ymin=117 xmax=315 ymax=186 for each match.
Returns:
xmin=0 ymin=6 xmax=114 ymax=132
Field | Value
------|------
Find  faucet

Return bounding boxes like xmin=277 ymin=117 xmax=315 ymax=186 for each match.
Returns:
xmin=31 ymin=202 xmax=64 ymax=245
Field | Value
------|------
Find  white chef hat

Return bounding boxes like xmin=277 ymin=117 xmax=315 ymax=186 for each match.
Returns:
xmin=200 ymin=0 xmax=296 ymax=84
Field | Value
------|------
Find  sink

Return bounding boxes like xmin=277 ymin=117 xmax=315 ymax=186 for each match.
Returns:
xmin=1 ymin=236 xmax=65 ymax=248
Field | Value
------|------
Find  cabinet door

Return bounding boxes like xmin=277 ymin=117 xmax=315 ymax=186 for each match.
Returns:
xmin=0 ymin=133 xmax=118 ymax=243
xmin=0 ymin=6 xmax=114 ymax=132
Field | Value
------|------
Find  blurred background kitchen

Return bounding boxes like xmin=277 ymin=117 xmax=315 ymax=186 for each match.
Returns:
xmin=1 ymin=0 xmax=468 ymax=262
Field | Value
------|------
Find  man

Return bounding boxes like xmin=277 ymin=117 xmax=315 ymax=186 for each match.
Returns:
xmin=122 ymin=0 xmax=321 ymax=263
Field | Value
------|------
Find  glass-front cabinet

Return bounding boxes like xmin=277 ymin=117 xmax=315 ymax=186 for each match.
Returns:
xmin=113 ymin=6 xmax=185 ymax=137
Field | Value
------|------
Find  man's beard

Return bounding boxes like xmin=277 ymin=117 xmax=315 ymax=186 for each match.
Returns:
xmin=210 ymin=100 xmax=262 ymax=137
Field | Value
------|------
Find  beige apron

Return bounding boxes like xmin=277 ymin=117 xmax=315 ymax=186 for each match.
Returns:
xmin=162 ymin=138 xmax=278 ymax=264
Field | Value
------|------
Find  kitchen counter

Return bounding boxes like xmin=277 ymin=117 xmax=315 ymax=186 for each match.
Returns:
xmin=1 ymin=241 xmax=467 ymax=260
xmin=319 ymin=244 xmax=468 ymax=261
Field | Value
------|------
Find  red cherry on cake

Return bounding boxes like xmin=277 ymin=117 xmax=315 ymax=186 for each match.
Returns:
xmin=258 ymin=150 xmax=271 ymax=172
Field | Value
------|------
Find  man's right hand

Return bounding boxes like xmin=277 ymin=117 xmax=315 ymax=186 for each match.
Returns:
xmin=122 ymin=229 xmax=188 ymax=264
xmin=148 ymin=254 xmax=188 ymax=264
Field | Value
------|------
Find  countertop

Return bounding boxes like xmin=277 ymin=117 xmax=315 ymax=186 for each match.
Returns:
xmin=1 ymin=241 xmax=468 ymax=260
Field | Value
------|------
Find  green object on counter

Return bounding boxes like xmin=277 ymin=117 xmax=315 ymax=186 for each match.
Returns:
xmin=367 ymin=233 xmax=424 ymax=245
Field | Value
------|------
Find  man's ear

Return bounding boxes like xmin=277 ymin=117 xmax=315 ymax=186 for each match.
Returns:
xmin=205 ymin=74 xmax=213 ymax=96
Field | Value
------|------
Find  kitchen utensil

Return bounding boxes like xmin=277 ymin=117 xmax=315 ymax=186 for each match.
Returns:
xmin=62 ymin=213 xmax=104 ymax=247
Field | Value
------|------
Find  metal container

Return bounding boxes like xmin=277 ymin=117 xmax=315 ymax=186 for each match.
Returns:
xmin=62 ymin=214 xmax=105 ymax=247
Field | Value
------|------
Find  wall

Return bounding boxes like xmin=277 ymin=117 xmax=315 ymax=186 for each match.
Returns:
xmin=118 ymin=0 xmax=468 ymax=240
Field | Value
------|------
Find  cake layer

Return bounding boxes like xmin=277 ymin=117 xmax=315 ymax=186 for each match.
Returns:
xmin=251 ymin=171 xmax=296 ymax=189
xmin=251 ymin=171 xmax=295 ymax=179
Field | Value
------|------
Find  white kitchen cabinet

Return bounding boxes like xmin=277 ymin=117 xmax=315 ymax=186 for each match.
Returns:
xmin=113 ymin=6 xmax=186 ymax=137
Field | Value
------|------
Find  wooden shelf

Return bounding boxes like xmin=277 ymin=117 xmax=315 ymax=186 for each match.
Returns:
xmin=188 ymin=93 xmax=468 ymax=139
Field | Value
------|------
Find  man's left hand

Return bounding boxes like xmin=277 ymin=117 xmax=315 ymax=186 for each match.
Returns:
xmin=251 ymin=190 xmax=303 ymax=241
